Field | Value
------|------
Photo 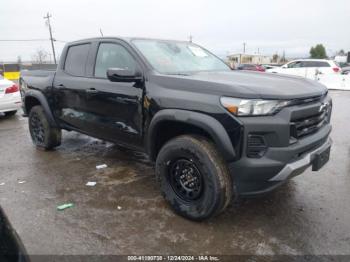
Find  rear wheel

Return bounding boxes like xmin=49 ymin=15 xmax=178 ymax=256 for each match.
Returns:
xmin=156 ymin=135 xmax=234 ymax=221
xmin=4 ymin=110 xmax=17 ymax=117
xmin=28 ymin=105 xmax=61 ymax=150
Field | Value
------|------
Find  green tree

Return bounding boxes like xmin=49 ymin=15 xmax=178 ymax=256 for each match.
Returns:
xmin=310 ymin=44 xmax=327 ymax=59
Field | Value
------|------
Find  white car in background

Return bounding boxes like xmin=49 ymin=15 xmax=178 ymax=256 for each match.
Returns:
xmin=266 ymin=59 xmax=342 ymax=80
xmin=0 ymin=75 xmax=21 ymax=116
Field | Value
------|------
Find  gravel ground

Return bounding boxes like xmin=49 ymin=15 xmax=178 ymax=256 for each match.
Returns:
xmin=0 ymin=90 xmax=349 ymax=258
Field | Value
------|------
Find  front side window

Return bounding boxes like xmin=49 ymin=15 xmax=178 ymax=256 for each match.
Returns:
xmin=64 ymin=44 xmax=90 ymax=76
xmin=132 ymin=39 xmax=229 ymax=74
xmin=94 ymin=43 xmax=136 ymax=78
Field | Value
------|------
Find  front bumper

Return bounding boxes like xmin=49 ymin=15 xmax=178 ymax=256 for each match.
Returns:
xmin=269 ymin=137 xmax=331 ymax=182
xmin=228 ymin=95 xmax=332 ymax=196
xmin=229 ymin=126 xmax=331 ymax=196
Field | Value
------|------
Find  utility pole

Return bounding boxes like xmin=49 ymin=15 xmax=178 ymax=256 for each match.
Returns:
xmin=243 ymin=42 xmax=246 ymax=54
xmin=189 ymin=34 xmax=193 ymax=43
xmin=43 ymin=12 xmax=57 ymax=64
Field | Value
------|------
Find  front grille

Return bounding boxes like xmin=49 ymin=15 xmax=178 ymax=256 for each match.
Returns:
xmin=290 ymin=102 xmax=331 ymax=138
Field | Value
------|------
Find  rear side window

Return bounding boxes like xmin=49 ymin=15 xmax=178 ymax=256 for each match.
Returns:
xmin=64 ymin=44 xmax=90 ymax=76
xmin=301 ymin=61 xmax=314 ymax=67
xmin=94 ymin=43 xmax=136 ymax=78
xmin=302 ymin=61 xmax=330 ymax=67
xmin=312 ymin=61 xmax=330 ymax=67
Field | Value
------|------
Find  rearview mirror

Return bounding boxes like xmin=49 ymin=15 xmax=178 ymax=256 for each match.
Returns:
xmin=107 ymin=68 xmax=142 ymax=83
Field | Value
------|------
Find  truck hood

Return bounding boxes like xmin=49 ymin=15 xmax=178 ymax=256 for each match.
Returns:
xmin=151 ymin=70 xmax=327 ymax=99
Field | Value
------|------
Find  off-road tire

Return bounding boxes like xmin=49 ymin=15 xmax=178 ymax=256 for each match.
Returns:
xmin=28 ymin=105 xmax=61 ymax=150
xmin=156 ymin=135 xmax=234 ymax=221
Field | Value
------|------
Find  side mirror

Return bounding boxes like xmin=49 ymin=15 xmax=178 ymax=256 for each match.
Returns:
xmin=107 ymin=68 xmax=143 ymax=83
xmin=281 ymin=65 xmax=287 ymax=69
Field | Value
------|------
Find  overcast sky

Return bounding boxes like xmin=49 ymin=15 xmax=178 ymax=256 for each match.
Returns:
xmin=0 ymin=0 xmax=349 ymax=62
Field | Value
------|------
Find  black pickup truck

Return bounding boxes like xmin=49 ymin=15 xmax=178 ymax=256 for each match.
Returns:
xmin=20 ymin=37 xmax=332 ymax=220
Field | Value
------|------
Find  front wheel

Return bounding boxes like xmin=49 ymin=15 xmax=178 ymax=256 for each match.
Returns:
xmin=28 ymin=105 xmax=61 ymax=150
xmin=156 ymin=135 xmax=234 ymax=221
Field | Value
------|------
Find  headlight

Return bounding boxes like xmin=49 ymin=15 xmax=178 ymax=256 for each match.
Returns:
xmin=220 ymin=97 xmax=289 ymax=116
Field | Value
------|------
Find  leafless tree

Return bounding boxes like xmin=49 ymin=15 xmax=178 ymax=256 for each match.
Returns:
xmin=272 ymin=53 xmax=279 ymax=63
xmin=32 ymin=48 xmax=49 ymax=64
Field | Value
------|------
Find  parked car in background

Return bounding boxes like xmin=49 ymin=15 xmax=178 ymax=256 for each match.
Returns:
xmin=338 ymin=63 xmax=350 ymax=75
xmin=266 ymin=59 xmax=342 ymax=79
xmin=338 ymin=62 xmax=350 ymax=67
xmin=236 ymin=64 xmax=265 ymax=72
xmin=261 ymin=64 xmax=280 ymax=70
xmin=0 ymin=76 xmax=21 ymax=116
xmin=341 ymin=67 xmax=350 ymax=74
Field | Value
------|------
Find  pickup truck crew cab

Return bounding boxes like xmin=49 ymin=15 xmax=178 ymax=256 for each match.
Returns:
xmin=20 ymin=37 xmax=332 ymax=220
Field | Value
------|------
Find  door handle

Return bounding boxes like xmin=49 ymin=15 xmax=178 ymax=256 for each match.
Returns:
xmin=57 ymin=84 xmax=66 ymax=88
xmin=86 ymin=88 xmax=99 ymax=94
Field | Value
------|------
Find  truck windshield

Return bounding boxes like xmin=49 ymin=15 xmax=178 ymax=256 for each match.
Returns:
xmin=132 ymin=39 xmax=230 ymax=75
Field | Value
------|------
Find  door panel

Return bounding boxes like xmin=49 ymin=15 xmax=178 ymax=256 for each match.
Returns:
xmin=82 ymin=78 xmax=143 ymax=146
xmin=83 ymin=41 xmax=144 ymax=147
xmin=283 ymin=61 xmax=305 ymax=77
xmin=53 ymin=74 xmax=98 ymax=131
xmin=52 ymin=41 xmax=144 ymax=148
xmin=52 ymin=43 xmax=93 ymax=130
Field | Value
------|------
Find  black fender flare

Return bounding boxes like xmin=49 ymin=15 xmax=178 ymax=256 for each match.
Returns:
xmin=147 ymin=109 xmax=236 ymax=162
xmin=24 ymin=89 xmax=58 ymax=127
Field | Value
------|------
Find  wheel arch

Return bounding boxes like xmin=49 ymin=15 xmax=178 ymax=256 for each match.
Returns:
xmin=147 ymin=109 xmax=236 ymax=162
xmin=24 ymin=90 xmax=58 ymax=127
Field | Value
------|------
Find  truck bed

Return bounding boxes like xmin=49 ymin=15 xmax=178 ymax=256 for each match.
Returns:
xmin=20 ymin=70 xmax=56 ymax=90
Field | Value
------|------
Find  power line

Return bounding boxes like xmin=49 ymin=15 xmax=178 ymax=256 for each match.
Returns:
xmin=0 ymin=39 xmax=67 ymax=42
xmin=0 ymin=39 xmax=49 ymax=42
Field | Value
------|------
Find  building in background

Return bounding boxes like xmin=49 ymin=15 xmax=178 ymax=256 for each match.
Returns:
xmin=0 ymin=63 xmax=20 ymax=80
xmin=0 ymin=62 xmax=57 ymax=80
xmin=227 ymin=53 xmax=272 ymax=69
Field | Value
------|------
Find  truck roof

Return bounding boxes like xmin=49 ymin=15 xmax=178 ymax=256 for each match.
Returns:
xmin=68 ymin=36 xmax=191 ymax=45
